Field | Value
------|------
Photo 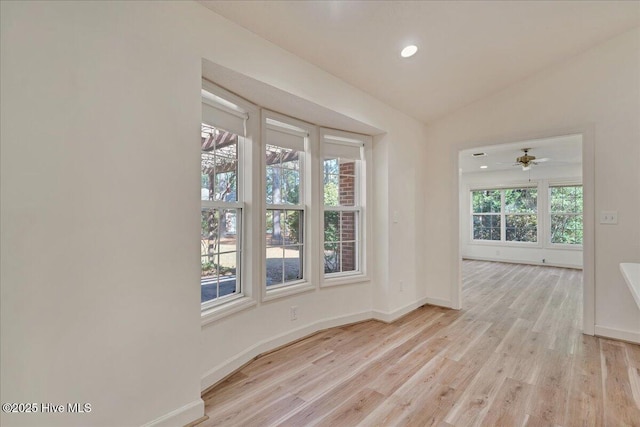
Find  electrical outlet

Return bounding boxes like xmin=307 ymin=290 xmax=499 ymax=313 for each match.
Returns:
xmin=399 ymin=281 xmax=404 ymax=292
xmin=290 ymin=306 xmax=298 ymax=321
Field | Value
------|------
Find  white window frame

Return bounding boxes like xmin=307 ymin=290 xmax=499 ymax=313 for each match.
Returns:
xmin=262 ymin=110 xmax=315 ymax=301
xmin=470 ymin=185 xmax=540 ymax=246
xmin=470 ymin=189 xmax=503 ymax=242
xmin=321 ymin=129 xmax=371 ymax=287
xmin=548 ymin=183 xmax=584 ymax=248
xmin=504 ymin=187 xmax=539 ymax=243
xmin=201 ymin=80 xmax=257 ymax=325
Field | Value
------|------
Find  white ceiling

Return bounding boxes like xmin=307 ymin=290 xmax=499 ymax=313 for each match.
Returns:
xmin=199 ymin=1 xmax=639 ymax=124
xmin=459 ymin=134 xmax=582 ymax=174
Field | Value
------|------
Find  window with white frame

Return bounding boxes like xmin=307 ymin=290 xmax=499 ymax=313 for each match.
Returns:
xmin=322 ymin=133 xmax=363 ymax=276
xmin=549 ymin=185 xmax=583 ymax=245
xmin=504 ymin=188 xmax=538 ymax=242
xmin=200 ymin=90 xmax=246 ymax=306
xmin=265 ymin=119 xmax=307 ymax=288
xmin=472 ymin=187 xmax=538 ymax=243
xmin=471 ymin=189 xmax=501 ymax=241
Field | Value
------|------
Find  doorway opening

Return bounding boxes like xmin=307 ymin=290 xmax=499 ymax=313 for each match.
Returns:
xmin=456 ymin=132 xmax=594 ymax=335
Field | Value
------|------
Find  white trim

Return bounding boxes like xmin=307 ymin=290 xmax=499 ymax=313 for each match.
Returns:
xmin=462 ymin=256 xmax=582 ymax=270
xmin=594 ymin=325 xmax=640 ymax=344
xmin=582 ymin=127 xmax=595 ymax=335
xmin=322 ymin=273 xmax=370 ymax=288
xmin=201 ymin=310 xmax=372 ymax=391
xmin=371 ymin=296 xmax=450 ymax=323
xmin=423 ymin=297 xmax=453 ymax=308
xmin=263 ymin=281 xmax=315 ymax=302
xmin=455 ymin=128 xmax=594 ymax=333
xmin=201 ymin=296 xmax=257 ymax=326
xmin=141 ymin=399 xmax=204 ymax=427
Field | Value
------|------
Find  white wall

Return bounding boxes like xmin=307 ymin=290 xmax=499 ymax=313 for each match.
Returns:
xmin=460 ymin=165 xmax=583 ymax=268
xmin=0 ymin=1 xmax=429 ymax=426
xmin=425 ymin=27 xmax=640 ymax=341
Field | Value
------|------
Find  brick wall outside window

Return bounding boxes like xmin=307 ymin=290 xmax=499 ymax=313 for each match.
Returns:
xmin=339 ymin=161 xmax=356 ymax=272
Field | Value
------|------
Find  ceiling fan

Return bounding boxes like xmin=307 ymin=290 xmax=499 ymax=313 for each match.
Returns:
xmin=515 ymin=148 xmax=549 ymax=171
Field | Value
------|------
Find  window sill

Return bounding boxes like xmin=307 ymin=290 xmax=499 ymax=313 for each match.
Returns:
xmin=201 ymin=296 xmax=257 ymax=327
xmin=263 ymin=281 xmax=315 ymax=302
xmin=546 ymin=243 xmax=583 ymax=251
xmin=469 ymin=240 xmax=541 ymax=248
xmin=321 ymin=273 xmax=370 ymax=288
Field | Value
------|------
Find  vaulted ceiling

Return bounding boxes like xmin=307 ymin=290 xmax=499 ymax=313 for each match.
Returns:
xmin=199 ymin=1 xmax=639 ymax=124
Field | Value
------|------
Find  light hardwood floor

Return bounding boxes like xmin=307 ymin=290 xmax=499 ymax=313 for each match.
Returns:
xmin=200 ymin=261 xmax=640 ymax=426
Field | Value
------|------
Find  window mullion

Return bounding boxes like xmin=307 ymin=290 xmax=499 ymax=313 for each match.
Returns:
xmin=500 ymin=190 xmax=506 ymax=242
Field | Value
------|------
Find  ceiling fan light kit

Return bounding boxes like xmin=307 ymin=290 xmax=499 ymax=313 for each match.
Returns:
xmin=514 ymin=148 xmax=549 ymax=171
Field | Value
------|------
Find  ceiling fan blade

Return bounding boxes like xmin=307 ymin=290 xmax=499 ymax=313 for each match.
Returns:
xmin=535 ymin=158 xmax=550 ymax=163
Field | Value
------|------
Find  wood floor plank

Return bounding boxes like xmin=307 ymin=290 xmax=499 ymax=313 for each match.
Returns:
xmin=313 ymin=388 xmax=386 ymax=427
xmin=600 ymin=339 xmax=640 ymax=426
xmin=479 ymin=377 xmax=532 ymax=427
xmin=199 ymin=261 xmax=640 ymax=427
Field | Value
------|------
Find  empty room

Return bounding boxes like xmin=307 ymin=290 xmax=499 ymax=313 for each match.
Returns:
xmin=1 ymin=1 xmax=639 ymax=426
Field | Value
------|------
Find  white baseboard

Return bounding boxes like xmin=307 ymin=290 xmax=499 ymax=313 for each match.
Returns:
xmin=201 ymin=310 xmax=372 ymax=391
xmin=462 ymin=256 xmax=582 ymax=270
xmin=423 ymin=297 xmax=453 ymax=309
xmin=371 ymin=296 xmax=451 ymax=323
xmin=594 ymin=325 xmax=640 ymax=344
xmin=142 ymin=399 xmax=204 ymax=427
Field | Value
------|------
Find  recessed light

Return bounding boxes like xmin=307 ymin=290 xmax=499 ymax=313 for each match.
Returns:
xmin=401 ymin=45 xmax=418 ymax=58
xmin=480 ymin=165 xmax=488 ymax=169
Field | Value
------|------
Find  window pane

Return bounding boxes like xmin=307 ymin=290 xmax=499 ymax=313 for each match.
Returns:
xmin=550 ymin=186 xmax=583 ymax=245
xmin=284 ymin=210 xmax=303 ymax=244
xmin=266 ymin=144 xmax=301 ymax=205
xmin=265 ymin=166 xmax=278 ymax=204
xmin=505 ymin=188 xmax=537 ymax=213
xmin=340 ymin=211 xmax=357 ymax=243
xmin=324 ymin=243 xmax=340 ymax=274
xmin=324 ymin=211 xmax=340 ymax=242
xmin=550 ymin=186 xmax=582 ymax=214
xmin=473 ymin=214 xmax=501 ymax=240
xmin=506 ymin=214 xmax=537 ymax=242
xmin=472 ymin=190 xmax=501 ymax=213
xmin=324 ymin=158 xmax=357 ymax=207
xmin=201 ymin=124 xmax=238 ymax=202
xmin=324 ymin=172 xmax=339 ymax=207
xmin=341 ymin=241 xmax=357 ymax=273
xmin=551 ymin=214 xmax=583 ymax=244
xmin=284 ymin=245 xmax=303 ymax=282
xmin=201 ymin=207 xmax=240 ymax=303
xmin=324 ymin=210 xmax=359 ymax=275
xmin=266 ymin=209 xmax=304 ymax=285
xmin=266 ymin=246 xmax=284 ymax=286
xmin=282 ymin=168 xmax=300 ymax=204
